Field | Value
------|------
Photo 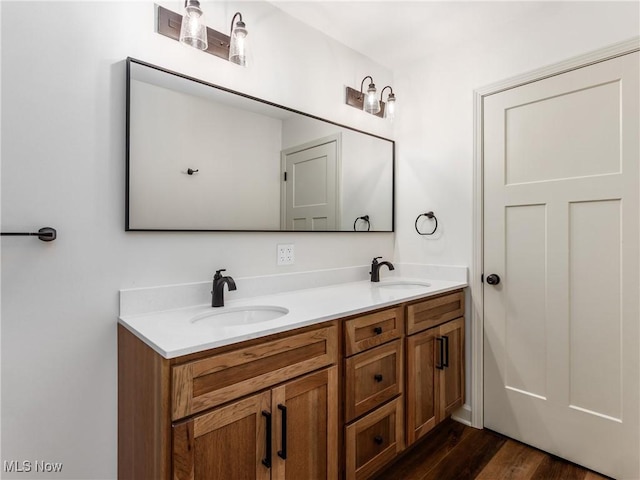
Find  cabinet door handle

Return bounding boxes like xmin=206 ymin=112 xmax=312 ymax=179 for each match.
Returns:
xmin=374 ymin=374 xmax=383 ymax=382
xmin=436 ymin=337 xmax=444 ymax=370
xmin=261 ymin=411 xmax=272 ymax=468
xmin=374 ymin=435 xmax=384 ymax=445
xmin=442 ymin=335 xmax=450 ymax=368
xmin=373 ymin=326 xmax=383 ymax=335
xmin=277 ymin=404 xmax=287 ymax=460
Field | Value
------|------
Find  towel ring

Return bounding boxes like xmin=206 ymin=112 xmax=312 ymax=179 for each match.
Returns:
xmin=353 ymin=215 xmax=371 ymax=231
xmin=415 ymin=211 xmax=438 ymax=235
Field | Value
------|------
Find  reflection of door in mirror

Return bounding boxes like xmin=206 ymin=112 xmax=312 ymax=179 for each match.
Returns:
xmin=281 ymin=135 xmax=340 ymax=231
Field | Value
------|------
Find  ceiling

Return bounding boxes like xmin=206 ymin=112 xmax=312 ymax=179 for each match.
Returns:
xmin=267 ymin=1 xmax=557 ymax=70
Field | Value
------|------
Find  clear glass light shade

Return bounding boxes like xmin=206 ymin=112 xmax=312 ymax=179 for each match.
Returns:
xmin=179 ymin=1 xmax=208 ymax=51
xmin=229 ymin=22 xmax=248 ymax=66
xmin=384 ymin=94 xmax=396 ymax=122
xmin=363 ymin=84 xmax=381 ymax=114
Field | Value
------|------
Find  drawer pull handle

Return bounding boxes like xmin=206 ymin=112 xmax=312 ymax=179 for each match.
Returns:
xmin=262 ymin=411 xmax=272 ymax=468
xmin=373 ymin=326 xmax=383 ymax=335
xmin=442 ymin=335 xmax=450 ymax=368
xmin=374 ymin=435 xmax=384 ymax=445
xmin=277 ymin=404 xmax=287 ymax=460
xmin=374 ymin=374 xmax=383 ymax=382
xmin=436 ymin=337 xmax=444 ymax=370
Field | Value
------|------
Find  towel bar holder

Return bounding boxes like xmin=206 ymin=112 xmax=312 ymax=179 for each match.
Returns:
xmin=1 ymin=227 xmax=57 ymax=242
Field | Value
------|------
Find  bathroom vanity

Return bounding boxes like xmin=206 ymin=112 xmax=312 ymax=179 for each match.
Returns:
xmin=118 ymin=277 xmax=465 ymax=480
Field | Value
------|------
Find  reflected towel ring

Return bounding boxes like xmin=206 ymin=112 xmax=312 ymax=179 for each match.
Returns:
xmin=415 ymin=211 xmax=438 ymax=235
xmin=353 ymin=215 xmax=371 ymax=231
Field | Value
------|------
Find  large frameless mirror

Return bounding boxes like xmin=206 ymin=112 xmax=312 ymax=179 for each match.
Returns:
xmin=126 ymin=58 xmax=394 ymax=232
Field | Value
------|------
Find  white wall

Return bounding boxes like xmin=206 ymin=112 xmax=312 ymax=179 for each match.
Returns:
xmin=0 ymin=2 xmax=394 ymax=478
xmin=392 ymin=1 xmax=639 ymax=415
xmin=130 ymin=79 xmax=283 ymax=230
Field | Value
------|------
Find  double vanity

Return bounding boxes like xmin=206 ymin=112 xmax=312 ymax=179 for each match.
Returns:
xmin=118 ymin=265 xmax=466 ymax=479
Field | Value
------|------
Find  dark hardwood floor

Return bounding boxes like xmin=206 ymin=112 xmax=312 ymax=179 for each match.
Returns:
xmin=372 ymin=418 xmax=611 ymax=480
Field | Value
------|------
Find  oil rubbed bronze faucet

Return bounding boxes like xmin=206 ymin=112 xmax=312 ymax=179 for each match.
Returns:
xmin=211 ymin=269 xmax=237 ymax=307
xmin=370 ymin=257 xmax=394 ymax=282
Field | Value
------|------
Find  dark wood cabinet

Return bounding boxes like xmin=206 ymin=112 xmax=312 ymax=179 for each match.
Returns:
xmin=172 ymin=367 xmax=338 ymax=480
xmin=343 ymin=308 xmax=406 ymax=480
xmin=405 ymin=291 xmax=465 ymax=446
xmin=119 ymin=288 xmax=465 ymax=480
xmin=119 ymin=322 xmax=339 ymax=480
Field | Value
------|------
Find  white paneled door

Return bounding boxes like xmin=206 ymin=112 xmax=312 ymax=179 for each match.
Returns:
xmin=483 ymin=52 xmax=639 ymax=479
xmin=281 ymin=138 xmax=339 ymax=231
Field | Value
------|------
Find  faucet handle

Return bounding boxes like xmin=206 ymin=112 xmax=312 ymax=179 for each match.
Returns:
xmin=372 ymin=256 xmax=382 ymax=263
xmin=214 ymin=269 xmax=227 ymax=279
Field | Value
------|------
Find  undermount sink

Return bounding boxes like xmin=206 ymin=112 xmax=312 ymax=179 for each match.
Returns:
xmin=375 ymin=280 xmax=431 ymax=289
xmin=190 ymin=305 xmax=289 ymax=326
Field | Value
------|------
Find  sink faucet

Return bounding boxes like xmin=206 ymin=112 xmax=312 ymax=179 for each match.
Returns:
xmin=212 ymin=269 xmax=237 ymax=307
xmin=370 ymin=257 xmax=394 ymax=282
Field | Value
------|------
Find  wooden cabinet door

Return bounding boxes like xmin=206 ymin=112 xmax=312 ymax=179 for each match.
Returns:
xmin=405 ymin=328 xmax=439 ymax=445
xmin=272 ymin=367 xmax=338 ymax=480
xmin=406 ymin=317 xmax=465 ymax=446
xmin=172 ymin=391 xmax=272 ymax=480
xmin=440 ymin=317 xmax=464 ymax=417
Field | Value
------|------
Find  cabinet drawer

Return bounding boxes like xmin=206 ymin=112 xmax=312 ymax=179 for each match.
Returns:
xmin=171 ymin=324 xmax=338 ymax=420
xmin=345 ymin=397 xmax=405 ymax=480
xmin=344 ymin=306 xmax=404 ymax=356
xmin=345 ymin=340 xmax=403 ymax=422
xmin=406 ymin=290 xmax=464 ymax=335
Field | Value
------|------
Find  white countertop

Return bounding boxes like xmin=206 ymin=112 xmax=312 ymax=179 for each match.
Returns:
xmin=119 ymin=277 xmax=467 ymax=359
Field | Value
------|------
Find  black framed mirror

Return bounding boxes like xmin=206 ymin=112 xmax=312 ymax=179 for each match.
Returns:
xmin=126 ymin=58 xmax=395 ymax=232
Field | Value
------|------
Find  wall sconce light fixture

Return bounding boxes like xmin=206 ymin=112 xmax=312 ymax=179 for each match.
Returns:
xmin=157 ymin=4 xmax=249 ymax=66
xmin=346 ymin=76 xmax=397 ymax=120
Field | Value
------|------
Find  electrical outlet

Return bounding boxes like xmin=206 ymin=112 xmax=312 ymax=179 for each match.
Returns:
xmin=277 ymin=244 xmax=295 ymax=265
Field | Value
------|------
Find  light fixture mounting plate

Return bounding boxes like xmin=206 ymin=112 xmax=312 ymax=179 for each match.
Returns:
xmin=156 ymin=5 xmax=232 ymax=61
xmin=345 ymin=86 xmax=386 ymax=118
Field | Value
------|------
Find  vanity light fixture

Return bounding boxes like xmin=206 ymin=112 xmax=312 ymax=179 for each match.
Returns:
xmin=157 ymin=5 xmax=249 ymax=66
xmin=345 ymin=76 xmax=396 ymax=120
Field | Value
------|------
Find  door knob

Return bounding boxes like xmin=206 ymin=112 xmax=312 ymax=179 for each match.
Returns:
xmin=486 ymin=274 xmax=501 ymax=285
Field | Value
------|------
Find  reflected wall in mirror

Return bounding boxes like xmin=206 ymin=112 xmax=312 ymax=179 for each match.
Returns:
xmin=126 ymin=58 xmax=395 ymax=232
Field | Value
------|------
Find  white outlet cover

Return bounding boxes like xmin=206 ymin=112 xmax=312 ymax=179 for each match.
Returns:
xmin=277 ymin=244 xmax=295 ymax=265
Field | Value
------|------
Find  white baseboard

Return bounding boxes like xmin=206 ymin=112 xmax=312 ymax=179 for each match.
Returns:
xmin=451 ymin=403 xmax=473 ymax=427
